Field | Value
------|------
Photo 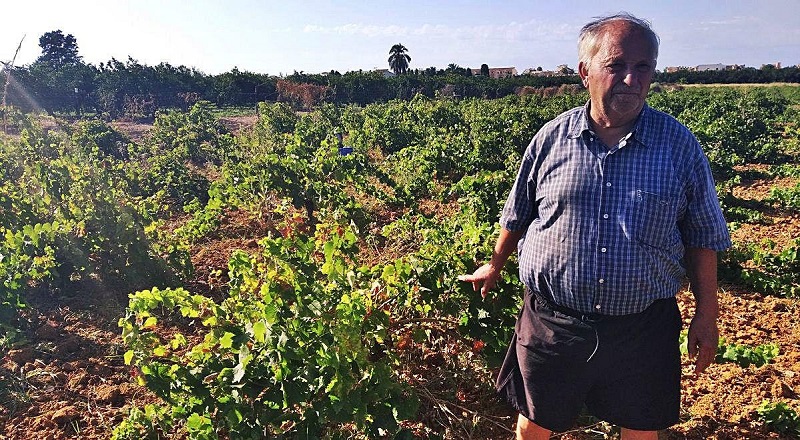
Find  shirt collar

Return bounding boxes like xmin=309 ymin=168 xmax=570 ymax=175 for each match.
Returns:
xmin=630 ymin=104 xmax=654 ymax=147
xmin=567 ymin=101 xmax=593 ymax=140
xmin=568 ymin=101 xmax=654 ymax=147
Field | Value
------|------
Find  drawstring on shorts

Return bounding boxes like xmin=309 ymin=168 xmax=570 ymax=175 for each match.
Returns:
xmin=531 ymin=292 xmax=604 ymax=363
xmin=586 ymin=325 xmax=599 ymax=362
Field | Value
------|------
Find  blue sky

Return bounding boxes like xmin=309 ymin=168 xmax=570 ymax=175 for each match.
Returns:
xmin=2 ymin=1 xmax=798 ymax=75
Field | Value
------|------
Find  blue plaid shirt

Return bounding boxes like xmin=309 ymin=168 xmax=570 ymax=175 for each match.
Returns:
xmin=500 ymin=103 xmax=731 ymax=316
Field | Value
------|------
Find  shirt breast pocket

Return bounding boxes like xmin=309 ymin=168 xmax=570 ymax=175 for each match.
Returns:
xmin=629 ymin=190 xmax=681 ymax=248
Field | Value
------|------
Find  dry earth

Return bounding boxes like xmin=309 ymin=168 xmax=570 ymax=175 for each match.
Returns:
xmin=1 ymin=118 xmax=798 ymax=439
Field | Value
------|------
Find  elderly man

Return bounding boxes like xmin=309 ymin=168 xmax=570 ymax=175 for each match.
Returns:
xmin=460 ymin=12 xmax=730 ymax=440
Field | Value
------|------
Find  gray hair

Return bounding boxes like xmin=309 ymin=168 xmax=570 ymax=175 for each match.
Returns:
xmin=578 ymin=12 xmax=659 ymax=68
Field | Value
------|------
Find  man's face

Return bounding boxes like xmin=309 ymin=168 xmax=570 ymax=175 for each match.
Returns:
xmin=579 ymin=23 xmax=656 ymax=127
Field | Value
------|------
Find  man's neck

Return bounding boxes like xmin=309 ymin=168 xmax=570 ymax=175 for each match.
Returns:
xmin=588 ymin=106 xmax=641 ymax=147
xmin=593 ymin=124 xmax=633 ymax=148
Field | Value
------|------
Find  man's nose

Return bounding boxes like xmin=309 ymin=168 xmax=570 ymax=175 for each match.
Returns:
xmin=622 ymin=68 xmax=637 ymax=86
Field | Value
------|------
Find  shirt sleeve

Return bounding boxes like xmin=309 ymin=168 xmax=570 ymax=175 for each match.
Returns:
xmin=678 ymin=147 xmax=732 ymax=251
xmin=499 ymin=142 xmax=537 ymax=232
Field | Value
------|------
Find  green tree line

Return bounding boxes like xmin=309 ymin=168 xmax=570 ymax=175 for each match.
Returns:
xmin=2 ymin=30 xmax=798 ymax=118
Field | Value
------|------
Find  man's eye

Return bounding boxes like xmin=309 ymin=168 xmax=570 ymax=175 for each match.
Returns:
xmin=636 ymin=64 xmax=652 ymax=72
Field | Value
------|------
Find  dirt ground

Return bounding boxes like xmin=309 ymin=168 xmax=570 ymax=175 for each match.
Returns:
xmin=1 ymin=120 xmax=798 ymax=439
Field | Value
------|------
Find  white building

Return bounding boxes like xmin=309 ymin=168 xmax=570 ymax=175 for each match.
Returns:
xmin=696 ymin=64 xmax=729 ymax=71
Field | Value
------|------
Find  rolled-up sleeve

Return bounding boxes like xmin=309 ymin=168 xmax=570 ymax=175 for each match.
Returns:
xmin=679 ymin=152 xmax=731 ymax=251
xmin=500 ymin=147 xmax=537 ymax=232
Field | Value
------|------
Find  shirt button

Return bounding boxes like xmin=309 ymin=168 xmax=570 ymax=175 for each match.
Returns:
xmin=606 ymin=182 xmax=612 ymax=187
xmin=595 ymin=304 xmax=601 ymax=310
xmin=598 ymin=279 xmax=605 ymax=284
xmin=619 ymin=140 xmax=627 ymax=147
xmin=603 ymin=214 xmax=609 ymax=219
xmin=601 ymin=247 xmax=607 ymax=253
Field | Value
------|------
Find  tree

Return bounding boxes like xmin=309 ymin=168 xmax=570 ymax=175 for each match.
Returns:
xmin=480 ymin=64 xmax=490 ymax=76
xmin=388 ymin=44 xmax=411 ymax=75
xmin=37 ymin=30 xmax=81 ymax=67
xmin=423 ymin=66 xmax=439 ymax=76
xmin=22 ymin=30 xmax=96 ymax=114
xmin=445 ymin=63 xmax=471 ymax=76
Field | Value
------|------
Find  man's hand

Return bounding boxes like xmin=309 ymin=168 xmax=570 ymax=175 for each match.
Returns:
xmin=686 ymin=311 xmax=718 ymax=374
xmin=684 ymin=247 xmax=720 ymax=375
xmin=459 ymin=228 xmax=523 ymax=298
xmin=458 ymin=263 xmax=501 ymax=298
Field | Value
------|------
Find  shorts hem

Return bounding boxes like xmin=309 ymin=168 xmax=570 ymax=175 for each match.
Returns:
xmin=597 ymin=414 xmax=680 ymax=432
xmin=497 ymin=388 xmax=575 ymax=433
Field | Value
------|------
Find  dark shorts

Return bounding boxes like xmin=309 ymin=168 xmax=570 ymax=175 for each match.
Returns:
xmin=496 ymin=291 xmax=682 ymax=432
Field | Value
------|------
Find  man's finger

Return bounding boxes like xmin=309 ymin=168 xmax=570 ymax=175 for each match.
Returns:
xmin=694 ymin=346 xmax=715 ymax=374
xmin=457 ymin=274 xmax=479 ymax=292
xmin=687 ymin=332 xmax=699 ymax=357
xmin=688 ymin=340 xmax=698 ymax=358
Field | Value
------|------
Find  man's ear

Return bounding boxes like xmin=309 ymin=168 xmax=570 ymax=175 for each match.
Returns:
xmin=578 ymin=61 xmax=589 ymax=87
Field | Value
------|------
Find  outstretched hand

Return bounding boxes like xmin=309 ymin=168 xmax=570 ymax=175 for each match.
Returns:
xmin=458 ymin=263 xmax=501 ymax=298
xmin=458 ymin=228 xmax=521 ymax=299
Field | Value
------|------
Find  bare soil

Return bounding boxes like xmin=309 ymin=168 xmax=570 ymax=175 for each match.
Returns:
xmin=1 ymin=120 xmax=798 ymax=439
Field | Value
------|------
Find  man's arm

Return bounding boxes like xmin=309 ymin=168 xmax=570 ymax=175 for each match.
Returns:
xmin=684 ymin=247 xmax=720 ymax=374
xmin=459 ymin=228 xmax=524 ymax=298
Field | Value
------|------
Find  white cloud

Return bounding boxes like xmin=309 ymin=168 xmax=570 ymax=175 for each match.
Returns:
xmin=697 ymin=16 xmax=753 ymax=27
xmin=270 ymin=26 xmax=295 ymax=33
xmin=303 ymin=23 xmax=409 ymax=37
xmin=463 ymin=20 xmax=575 ymax=43
xmin=412 ymin=24 xmax=450 ymax=37
xmin=301 ymin=19 xmax=576 ymax=43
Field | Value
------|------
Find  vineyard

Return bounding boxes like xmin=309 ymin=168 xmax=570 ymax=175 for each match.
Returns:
xmin=1 ymin=85 xmax=799 ymax=439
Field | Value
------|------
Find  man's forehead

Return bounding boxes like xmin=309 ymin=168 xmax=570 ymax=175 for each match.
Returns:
xmin=595 ymin=27 xmax=656 ymax=60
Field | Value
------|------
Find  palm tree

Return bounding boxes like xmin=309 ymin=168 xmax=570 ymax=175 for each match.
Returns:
xmin=388 ymin=44 xmax=411 ymax=75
